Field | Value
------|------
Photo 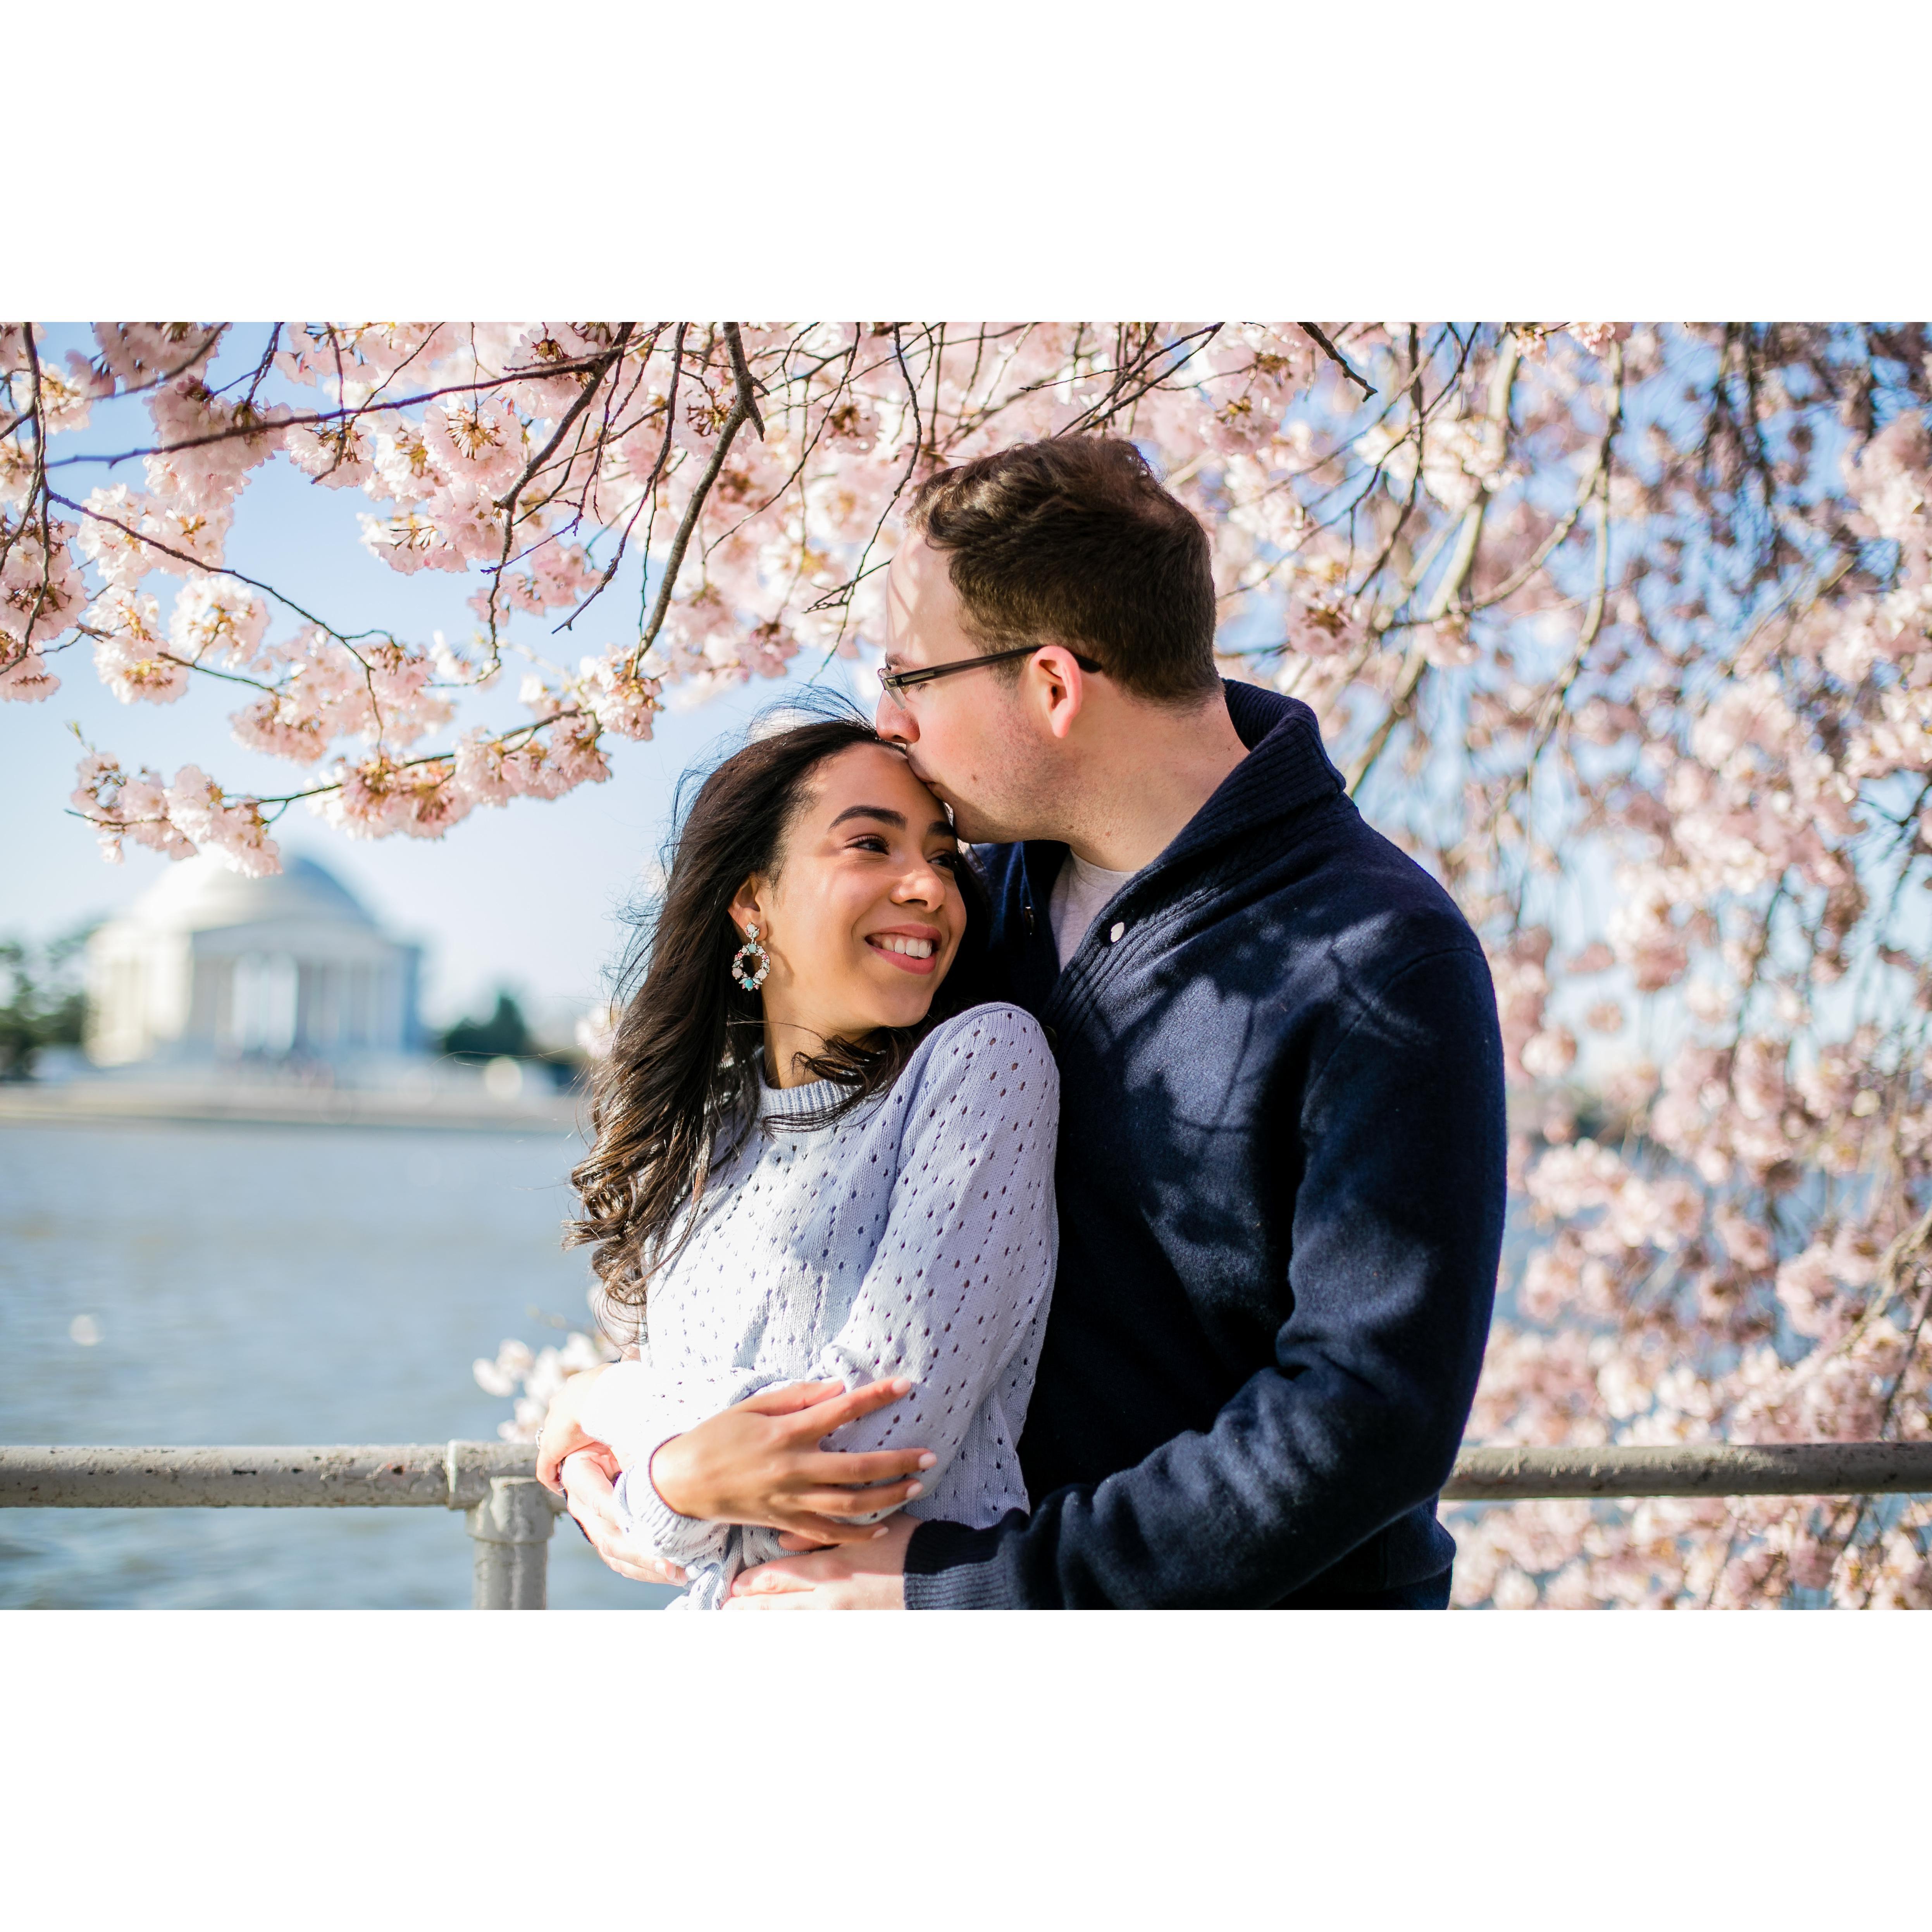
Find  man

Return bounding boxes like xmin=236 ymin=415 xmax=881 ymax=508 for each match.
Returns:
xmin=543 ymin=435 xmax=1505 ymax=1609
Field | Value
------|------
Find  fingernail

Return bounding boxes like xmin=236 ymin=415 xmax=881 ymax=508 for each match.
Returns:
xmin=917 ymin=1453 xmax=937 ymax=1469
xmin=903 ymin=1482 xmax=923 ymax=1500
xmin=872 ymin=1526 xmax=890 ymax=1539
xmin=891 ymin=1378 xmax=912 ymax=1394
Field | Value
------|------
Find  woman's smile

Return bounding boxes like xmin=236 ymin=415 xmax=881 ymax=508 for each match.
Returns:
xmin=867 ymin=925 xmax=941 ymax=973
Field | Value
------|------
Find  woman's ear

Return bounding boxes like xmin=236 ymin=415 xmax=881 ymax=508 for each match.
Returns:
xmin=727 ymin=876 xmax=765 ymax=936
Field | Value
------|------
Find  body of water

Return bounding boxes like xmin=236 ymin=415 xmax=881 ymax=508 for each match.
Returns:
xmin=1 ymin=1118 xmax=677 ymax=1608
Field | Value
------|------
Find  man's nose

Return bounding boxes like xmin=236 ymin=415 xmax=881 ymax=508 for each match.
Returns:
xmin=875 ymin=690 xmax=914 ymax=743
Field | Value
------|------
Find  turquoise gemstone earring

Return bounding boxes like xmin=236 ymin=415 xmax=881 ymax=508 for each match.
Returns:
xmin=731 ymin=923 xmax=770 ymax=993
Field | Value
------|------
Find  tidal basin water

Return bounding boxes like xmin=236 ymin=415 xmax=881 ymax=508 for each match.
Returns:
xmin=1 ymin=1118 xmax=678 ymax=1609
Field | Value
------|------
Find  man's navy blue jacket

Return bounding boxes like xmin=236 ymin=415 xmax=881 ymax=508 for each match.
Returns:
xmin=902 ymin=681 xmax=1506 ymax=1608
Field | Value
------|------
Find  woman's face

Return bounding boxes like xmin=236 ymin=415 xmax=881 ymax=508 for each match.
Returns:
xmin=731 ymin=742 xmax=968 ymax=1076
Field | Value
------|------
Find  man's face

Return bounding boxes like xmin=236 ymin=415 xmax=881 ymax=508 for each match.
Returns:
xmin=874 ymin=534 xmax=1053 ymax=845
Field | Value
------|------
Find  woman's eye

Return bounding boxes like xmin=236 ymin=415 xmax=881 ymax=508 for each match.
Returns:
xmin=849 ymin=834 xmax=890 ymax=853
xmin=934 ymin=851 xmax=962 ymax=872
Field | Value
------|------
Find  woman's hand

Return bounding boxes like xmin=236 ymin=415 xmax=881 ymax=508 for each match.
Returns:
xmin=649 ymin=1376 xmax=933 ymax=1546
xmin=558 ymin=1448 xmax=688 ymax=1588
xmin=535 ymin=1362 xmax=613 ymax=1495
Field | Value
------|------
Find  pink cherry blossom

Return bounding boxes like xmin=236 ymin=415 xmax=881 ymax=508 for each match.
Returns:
xmin=89 ymin=586 xmax=185 ymax=704
xmin=163 ymin=763 xmax=281 ymax=876
xmin=167 ymin=574 xmax=269 ymax=670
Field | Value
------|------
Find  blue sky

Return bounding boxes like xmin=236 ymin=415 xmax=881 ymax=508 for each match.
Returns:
xmin=2 ymin=325 xmax=876 ymax=1029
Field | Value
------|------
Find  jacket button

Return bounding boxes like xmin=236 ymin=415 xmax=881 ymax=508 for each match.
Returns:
xmin=1108 ymin=921 xmax=1125 ymax=943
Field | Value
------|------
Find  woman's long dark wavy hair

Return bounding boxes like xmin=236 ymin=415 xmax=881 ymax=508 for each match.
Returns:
xmin=566 ymin=709 xmax=990 ymax=1327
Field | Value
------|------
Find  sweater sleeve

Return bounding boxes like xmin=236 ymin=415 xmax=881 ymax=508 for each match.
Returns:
xmin=601 ymin=1006 xmax=1059 ymax=1567
xmin=591 ymin=1359 xmax=770 ymax=1569
xmin=903 ymin=945 xmax=1506 ymax=1608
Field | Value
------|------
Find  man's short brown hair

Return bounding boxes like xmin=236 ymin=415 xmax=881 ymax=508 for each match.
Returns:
xmin=906 ymin=436 xmax=1220 ymax=703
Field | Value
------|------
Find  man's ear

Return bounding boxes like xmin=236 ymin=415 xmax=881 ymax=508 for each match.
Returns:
xmin=727 ymin=876 xmax=766 ymax=934
xmin=1030 ymin=644 xmax=1089 ymax=743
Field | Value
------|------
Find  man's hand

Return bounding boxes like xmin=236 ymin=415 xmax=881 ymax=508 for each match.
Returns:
xmin=723 ymin=1514 xmax=915 ymax=1610
xmin=558 ymin=1448 xmax=688 ymax=1588
xmin=650 ymin=1378 xmax=933 ymax=1546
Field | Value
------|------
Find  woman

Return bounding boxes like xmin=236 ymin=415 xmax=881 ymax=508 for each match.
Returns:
xmin=539 ymin=713 xmax=1058 ymax=1610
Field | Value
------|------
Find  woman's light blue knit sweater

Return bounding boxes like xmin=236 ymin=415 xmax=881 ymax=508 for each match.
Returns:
xmin=590 ymin=1003 xmax=1059 ymax=1610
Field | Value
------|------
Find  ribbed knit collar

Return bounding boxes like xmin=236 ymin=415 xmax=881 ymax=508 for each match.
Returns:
xmin=1169 ymin=682 xmax=1347 ymax=868
xmin=756 ymin=1068 xmax=846 ymax=1124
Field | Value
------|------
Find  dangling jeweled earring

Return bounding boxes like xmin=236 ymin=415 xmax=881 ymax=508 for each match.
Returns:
xmin=730 ymin=923 xmax=770 ymax=993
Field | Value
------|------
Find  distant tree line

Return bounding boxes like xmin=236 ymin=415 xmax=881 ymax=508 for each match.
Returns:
xmin=435 ymin=990 xmax=581 ymax=1087
xmin=0 ymin=929 xmax=90 ymax=1078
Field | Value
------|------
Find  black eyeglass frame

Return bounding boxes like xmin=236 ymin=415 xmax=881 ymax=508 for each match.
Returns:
xmin=876 ymin=641 xmax=1104 ymax=696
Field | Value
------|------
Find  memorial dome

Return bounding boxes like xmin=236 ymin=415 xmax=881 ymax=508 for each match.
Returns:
xmin=86 ymin=852 xmax=423 ymax=1069
xmin=123 ymin=853 xmax=381 ymax=934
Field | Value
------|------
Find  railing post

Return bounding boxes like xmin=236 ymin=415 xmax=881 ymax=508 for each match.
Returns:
xmin=465 ymin=1476 xmax=556 ymax=1609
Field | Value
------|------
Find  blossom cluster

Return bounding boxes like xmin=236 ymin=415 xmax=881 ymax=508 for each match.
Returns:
xmin=1433 ymin=326 xmax=1932 ymax=1608
xmin=473 ymin=1330 xmax=619 ymax=1443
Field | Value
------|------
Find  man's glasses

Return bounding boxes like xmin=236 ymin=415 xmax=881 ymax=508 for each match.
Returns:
xmin=876 ymin=642 xmax=1104 ymax=697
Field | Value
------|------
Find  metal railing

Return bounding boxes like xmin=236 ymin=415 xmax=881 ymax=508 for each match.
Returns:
xmin=0 ymin=1443 xmax=560 ymax=1608
xmin=1443 ymin=1441 xmax=1932 ymax=1500
xmin=5 ymin=1440 xmax=1931 ymax=1607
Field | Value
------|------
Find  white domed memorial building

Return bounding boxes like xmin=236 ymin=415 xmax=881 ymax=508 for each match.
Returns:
xmin=86 ymin=856 xmax=424 ymax=1076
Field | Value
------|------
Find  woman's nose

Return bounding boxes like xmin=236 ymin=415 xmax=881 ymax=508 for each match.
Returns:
xmin=895 ymin=859 xmax=946 ymax=906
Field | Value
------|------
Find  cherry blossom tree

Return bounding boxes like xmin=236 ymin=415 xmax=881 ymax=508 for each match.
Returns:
xmin=6 ymin=320 xmax=1929 ymax=1605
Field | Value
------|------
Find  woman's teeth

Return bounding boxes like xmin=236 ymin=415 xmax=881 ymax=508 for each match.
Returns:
xmin=875 ymin=936 xmax=935 ymax=958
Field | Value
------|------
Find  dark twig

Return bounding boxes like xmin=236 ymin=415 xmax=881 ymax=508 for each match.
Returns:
xmin=48 ymin=489 xmax=387 ymax=653
xmin=559 ymin=325 xmax=686 ymax=639
xmin=1299 ymin=322 xmax=1375 ymax=397
xmin=493 ymin=324 xmax=635 ymax=513
xmin=480 ymin=323 xmax=637 ymax=646
xmin=44 ymin=353 xmax=627 ymax=475
xmin=632 ymin=351 xmax=754 ymax=663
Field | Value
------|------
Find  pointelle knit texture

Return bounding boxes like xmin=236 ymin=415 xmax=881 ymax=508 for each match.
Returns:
xmin=590 ymin=1002 xmax=1059 ymax=1610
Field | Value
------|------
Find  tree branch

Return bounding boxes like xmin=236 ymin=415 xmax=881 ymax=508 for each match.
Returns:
xmin=1299 ymin=322 xmax=1375 ymax=397
xmin=631 ymin=350 xmax=755 ymax=663
xmin=1346 ymin=328 xmax=1520 ymax=794
xmin=723 ymin=323 xmax=766 ymax=440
